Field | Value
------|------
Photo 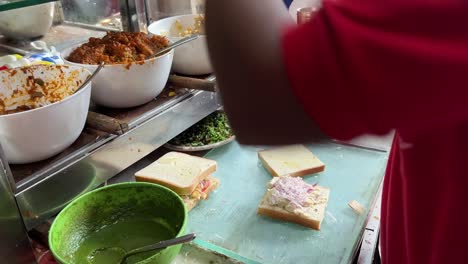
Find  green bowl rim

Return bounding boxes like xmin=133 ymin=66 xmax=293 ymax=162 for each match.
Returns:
xmin=48 ymin=182 xmax=188 ymax=264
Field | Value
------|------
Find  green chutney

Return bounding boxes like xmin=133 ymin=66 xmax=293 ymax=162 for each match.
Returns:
xmin=73 ymin=218 xmax=175 ymax=264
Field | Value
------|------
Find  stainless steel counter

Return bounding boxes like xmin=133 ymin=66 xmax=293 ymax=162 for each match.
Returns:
xmin=15 ymin=89 xmax=220 ymax=230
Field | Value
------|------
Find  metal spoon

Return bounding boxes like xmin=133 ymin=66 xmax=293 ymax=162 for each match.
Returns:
xmin=153 ymin=35 xmax=199 ymax=57
xmin=87 ymin=233 xmax=196 ymax=264
xmin=74 ymin=61 xmax=104 ymax=95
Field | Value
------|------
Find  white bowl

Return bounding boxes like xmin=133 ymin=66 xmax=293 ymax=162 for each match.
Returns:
xmin=148 ymin=14 xmax=213 ymax=75
xmin=61 ymin=44 xmax=174 ymax=108
xmin=0 ymin=65 xmax=91 ymax=164
xmin=0 ymin=2 xmax=54 ymax=39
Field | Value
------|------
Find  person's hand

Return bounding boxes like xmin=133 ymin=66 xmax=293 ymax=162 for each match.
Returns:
xmin=205 ymin=0 xmax=325 ymax=144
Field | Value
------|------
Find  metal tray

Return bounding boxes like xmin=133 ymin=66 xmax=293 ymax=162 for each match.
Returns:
xmin=164 ymin=136 xmax=236 ymax=152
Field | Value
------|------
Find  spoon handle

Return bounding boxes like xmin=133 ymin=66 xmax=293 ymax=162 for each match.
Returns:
xmin=154 ymin=35 xmax=199 ymax=57
xmin=125 ymin=233 xmax=196 ymax=257
xmin=74 ymin=62 xmax=104 ymax=94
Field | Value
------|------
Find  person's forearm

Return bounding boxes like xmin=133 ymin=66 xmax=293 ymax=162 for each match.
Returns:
xmin=205 ymin=0 xmax=326 ymax=145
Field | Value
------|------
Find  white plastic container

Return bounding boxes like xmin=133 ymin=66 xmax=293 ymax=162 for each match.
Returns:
xmin=61 ymin=44 xmax=174 ymax=108
xmin=148 ymin=14 xmax=212 ymax=76
xmin=0 ymin=2 xmax=55 ymax=39
xmin=0 ymin=65 xmax=91 ymax=164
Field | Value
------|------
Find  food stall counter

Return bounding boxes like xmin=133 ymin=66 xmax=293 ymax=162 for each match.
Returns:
xmin=101 ymin=137 xmax=388 ymax=264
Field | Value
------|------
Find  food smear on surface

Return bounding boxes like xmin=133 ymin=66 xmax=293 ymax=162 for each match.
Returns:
xmin=73 ymin=218 xmax=175 ymax=264
xmin=0 ymin=65 xmax=86 ymax=115
xmin=169 ymin=111 xmax=233 ymax=147
xmin=67 ymin=32 xmax=169 ymax=65
xmin=170 ymin=15 xmax=205 ymax=37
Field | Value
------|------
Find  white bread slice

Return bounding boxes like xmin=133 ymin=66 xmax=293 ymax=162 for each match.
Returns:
xmin=135 ymin=152 xmax=217 ymax=195
xmin=257 ymin=185 xmax=330 ymax=230
xmin=258 ymin=145 xmax=325 ymax=177
xmin=183 ymin=176 xmax=220 ymax=211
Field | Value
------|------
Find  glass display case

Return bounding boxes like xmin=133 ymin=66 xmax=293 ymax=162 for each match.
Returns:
xmin=0 ymin=1 xmax=217 ymax=263
xmin=0 ymin=0 xmax=205 ymax=55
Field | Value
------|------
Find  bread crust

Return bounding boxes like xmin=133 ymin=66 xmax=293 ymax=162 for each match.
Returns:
xmin=257 ymin=206 xmax=321 ymax=230
xmin=136 ymin=163 xmax=216 ymax=195
xmin=288 ymin=165 xmax=325 ymax=177
xmin=258 ymin=155 xmax=280 ymax=176
xmin=135 ymin=152 xmax=217 ymax=195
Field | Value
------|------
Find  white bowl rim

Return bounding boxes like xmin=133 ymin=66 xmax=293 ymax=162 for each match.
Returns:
xmin=61 ymin=40 xmax=175 ymax=67
xmin=0 ymin=65 xmax=92 ymax=119
xmin=148 ymin=14 xmax=207 ymax=40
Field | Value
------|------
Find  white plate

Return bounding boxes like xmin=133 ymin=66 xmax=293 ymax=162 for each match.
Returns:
xmin=164 ymin=136 xmax=236 ymax=152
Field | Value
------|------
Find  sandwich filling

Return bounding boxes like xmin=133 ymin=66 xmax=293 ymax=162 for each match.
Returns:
xmin=187 ymin=178 xmax=211 ymax=200
xmin=265 ymin=176 xmax=315 ymax=215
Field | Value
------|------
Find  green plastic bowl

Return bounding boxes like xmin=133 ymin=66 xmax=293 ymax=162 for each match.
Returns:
xmin=49 ymin=182 xmax=187 ymax=264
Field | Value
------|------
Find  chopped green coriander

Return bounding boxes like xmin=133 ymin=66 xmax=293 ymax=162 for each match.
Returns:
xmin=169 ymin=111 xmax=234 ymax=147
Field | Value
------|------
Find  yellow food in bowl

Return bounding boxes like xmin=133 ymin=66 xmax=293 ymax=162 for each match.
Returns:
xmin=170 ymin=14 xmax=205 ymax=37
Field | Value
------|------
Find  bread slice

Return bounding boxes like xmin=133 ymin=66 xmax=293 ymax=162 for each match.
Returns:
xmin=258 ymin=185 xmax=330 ymax=230
xmin=183 ymin=176 xmax=220 ymax=211
xmin=258 ymin=144 xmax=325 ymax=177
xmin=348 ymin=200 xmax=365 ymax=215
xmin=135 ymin=152 xmax=217 ymax=195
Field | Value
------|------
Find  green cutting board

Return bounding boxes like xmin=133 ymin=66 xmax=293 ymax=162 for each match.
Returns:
xmin=188 ymin=141 xmax=388 ymax=264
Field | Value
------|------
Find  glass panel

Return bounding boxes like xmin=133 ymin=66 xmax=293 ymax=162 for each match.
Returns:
xmin=0 ymin=145 xmax=35 ymax=262
xmin=61 ymin=0 xmax=122 ymax=30
xmin=147 ymin=0 xmax=192 ymax=21
xmin=146 ymin=0 xmax=205 ymax=22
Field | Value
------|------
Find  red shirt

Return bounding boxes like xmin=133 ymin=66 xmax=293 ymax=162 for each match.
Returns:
xmin=282 ymin=1 xmax=468 ymax=263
